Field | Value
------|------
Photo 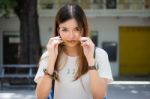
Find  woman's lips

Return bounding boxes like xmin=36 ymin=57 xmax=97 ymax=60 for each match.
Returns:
xmin=67 ymin=40 xmax=76 ymax=43
xmin=61 ymin=40 xmax=80 ymax=46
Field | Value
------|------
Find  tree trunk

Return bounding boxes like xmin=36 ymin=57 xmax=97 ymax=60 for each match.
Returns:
xmin=15 ymin=0 xmax=42 ymax=64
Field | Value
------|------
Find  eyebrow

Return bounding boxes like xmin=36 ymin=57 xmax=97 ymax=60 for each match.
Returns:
xmin=59 ymin=27 xmax=66 ymax=28
xmin=59 ymin=26 xmax=79 ymax=29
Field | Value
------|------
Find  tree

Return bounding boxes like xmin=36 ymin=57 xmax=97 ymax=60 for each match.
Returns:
xmin=0 ymin=0 xmax=42 ymax=64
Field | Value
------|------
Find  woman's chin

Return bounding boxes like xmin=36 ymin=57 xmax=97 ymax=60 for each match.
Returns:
xmin=66 ymin=44 xmax=77 ymax=48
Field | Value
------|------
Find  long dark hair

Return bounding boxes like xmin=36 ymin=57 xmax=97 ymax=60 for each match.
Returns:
xmin=53 ymin=3 xmax=89 ymax=80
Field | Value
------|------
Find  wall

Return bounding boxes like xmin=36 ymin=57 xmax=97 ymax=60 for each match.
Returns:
xmin=0 ymin=16 xmax=150 ymax=77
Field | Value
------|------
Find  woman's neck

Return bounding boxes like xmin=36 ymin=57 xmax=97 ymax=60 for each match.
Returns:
xmin=64 ymin=46 xmax=78 ymax=57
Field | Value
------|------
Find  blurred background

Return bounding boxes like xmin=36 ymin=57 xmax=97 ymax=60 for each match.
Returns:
xmin=0 ymin=0 xmax=150 ymax=99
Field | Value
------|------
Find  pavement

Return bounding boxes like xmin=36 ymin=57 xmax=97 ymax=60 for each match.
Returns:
xmin=108 ymin=81 xmax=150 ymax=99
xmin=0 ymin=81 xmax=150 ymax=99
xmin=0 ymin=89 xmax=36 ymax=99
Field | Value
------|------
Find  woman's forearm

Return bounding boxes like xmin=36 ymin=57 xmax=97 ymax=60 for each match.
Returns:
xmin=87 ymin=58 xmax=107 ymax=99
xmin=36 ymin=76 xmax=52 ymax=99
xmin=89 ymin=70 xmax=107 ymax=99
xmin=36 ymin=58 xmax=55 ymax=99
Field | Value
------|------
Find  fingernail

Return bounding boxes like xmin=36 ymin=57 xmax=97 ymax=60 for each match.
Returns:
xmin=81 ymin=40 xmax=86 ymax=42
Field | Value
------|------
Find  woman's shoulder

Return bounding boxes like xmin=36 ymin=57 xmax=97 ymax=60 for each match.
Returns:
xmin=95 ymin=47 xmax=109 ymax=60
xmin=95 ymin=47 xmax=108 ymax=56
xmin=40 ymin=50 xmax=49 ymax=61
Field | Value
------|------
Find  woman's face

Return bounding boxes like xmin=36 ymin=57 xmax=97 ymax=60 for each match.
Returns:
xmin=58 ymin=18 xmax=82 ymax=47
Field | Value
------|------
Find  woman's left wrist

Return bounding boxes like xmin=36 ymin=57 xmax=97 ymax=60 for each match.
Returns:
xmin=87 ymin=58 xmax=95 ymax=66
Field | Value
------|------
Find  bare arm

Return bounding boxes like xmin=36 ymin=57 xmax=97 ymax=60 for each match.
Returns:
xmin=88 ymin=59 xmax=108 ymax=99
xmin=80 ymin=37 xmax=109 ymax=99
xmin=35 ymin=37 xmax=62 ymax=99
xmin=35 ymin=57 xmax=55 ymax=99
xmin=89 ymin=69 xmax=108 ymax=99
xmin=36 ymin=75 xmax=52 ymax=99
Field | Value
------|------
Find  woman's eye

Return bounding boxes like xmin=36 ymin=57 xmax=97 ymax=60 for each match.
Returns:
xmin=62 ymin=29 xmax=68 ymax=32
xmin=75 ymin=27 xmax=80 ymax=31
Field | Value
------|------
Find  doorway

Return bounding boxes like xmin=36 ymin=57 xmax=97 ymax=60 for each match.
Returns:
xmin=119 ymin=26 xmax=150 ymax=76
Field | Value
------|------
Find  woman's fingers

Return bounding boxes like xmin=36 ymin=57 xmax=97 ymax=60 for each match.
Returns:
xmin=47 ymin=37 xmax=62 ymax=49
xmin=80 ymin=37 xmax=89 ymax=43
xmin=80 ymin=37 xmax=93 ymax=47
xmin=81 ymin=41 xmax=90 ymax=47
xmin=52 ymin=39 xmax=62 ymax=48
xmin=48 ymin=36 xmax=61 ymax=44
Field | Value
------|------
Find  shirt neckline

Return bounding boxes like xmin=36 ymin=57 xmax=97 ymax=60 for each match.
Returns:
xmin=63 ymin=51 xmax=78 ymax=59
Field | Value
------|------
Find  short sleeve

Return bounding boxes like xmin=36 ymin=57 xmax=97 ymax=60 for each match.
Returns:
xmin=34 ymin=51 xmax=49 ymax=83
xmin=95 ymin=48 xmax=113 ymax=83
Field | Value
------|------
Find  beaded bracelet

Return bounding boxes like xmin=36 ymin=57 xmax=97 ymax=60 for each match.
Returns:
xmin=43 ymin=68 xmax=59 ymax=80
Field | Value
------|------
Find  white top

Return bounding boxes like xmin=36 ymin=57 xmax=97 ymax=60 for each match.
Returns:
xmin=34 ymin=48 xmax=113 ymax=99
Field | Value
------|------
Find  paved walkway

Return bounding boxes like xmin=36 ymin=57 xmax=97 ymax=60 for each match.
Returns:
xmin=108 ymin=81 xmax=150 ymax=99
xmin=0 ymin=90 xmax=36 ymax=99
xmin=0 ymin=81 xmax=150 ymax=99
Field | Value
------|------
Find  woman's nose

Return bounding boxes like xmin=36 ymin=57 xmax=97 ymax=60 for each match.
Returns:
xmin=68 ymin=31 xmax=75 ymax=39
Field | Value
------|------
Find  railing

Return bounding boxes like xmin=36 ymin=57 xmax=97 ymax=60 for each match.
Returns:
xmin=0 ymin=64 xmax=38 ymax=88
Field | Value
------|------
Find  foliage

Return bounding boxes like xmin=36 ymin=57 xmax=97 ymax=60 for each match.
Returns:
xmin=0 ymin=0 xmax=17 ymax=17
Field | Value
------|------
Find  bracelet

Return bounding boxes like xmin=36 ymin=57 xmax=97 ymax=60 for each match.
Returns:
xmin=43 ymin=68 xmax=59 ymax=80
xmin=88 ymin=65 xmax=97 ymax=70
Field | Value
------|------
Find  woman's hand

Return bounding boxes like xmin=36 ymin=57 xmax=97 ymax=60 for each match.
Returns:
xmin=47 ymin=36 xmax=62 ymax=60
xmin=80 ymin=37 xmax=95 ymax=66
xmin=46 ymin=36 xmax=62 ymax=73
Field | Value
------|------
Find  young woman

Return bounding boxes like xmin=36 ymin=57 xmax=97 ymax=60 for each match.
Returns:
xmin=34 ymin=3 xmax=113 ymax=99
